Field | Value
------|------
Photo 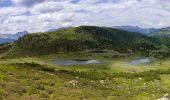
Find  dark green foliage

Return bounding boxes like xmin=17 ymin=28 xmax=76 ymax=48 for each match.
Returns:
xmin=11 ymin=62 xmax=55 ymax=72
xmin=151 ymin=27 xmax=170 ymax=48
xmin=8 ymin=26 xmax=161 ymax=56
xmin=56 ymin=67 xmax=170 ymax=81
xmin=57 ymin=70 xmax=110 ymax=80
xmin=13 ymin=33 xmax=52 ymax=55
xmin=151 ymin=35 xmax=170 ymax=49
xmin=117 ymin=71 xmax=161 ymax=81
xmin=56 ymin=69 xmax=162 ymax=81
xmin=8 ymin=61 xmax=170 ymax=83
xmin=149 ymin=49 xmax=170 ymax=58
xmin=10 ymin=62 xmax=162 ymax=81
xmin=0 ymin=43 xmax=12 ymax=54
xmin=158 ymin=36 xmax=170 ymax=47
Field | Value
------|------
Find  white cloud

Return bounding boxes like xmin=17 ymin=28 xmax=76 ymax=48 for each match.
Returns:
xmin=1 ymin=0 xmax=170 ymax=33
xmin=31 ymin=1 xmax=64 ymax=14
xmin=11 ymin=0 xmax=46 ymax=7
xmin=3 ymin=16 xmax=28 ymax=24
xmin=37 ymin=12 xmax=75 ymax=22
xmin=0 ymin=7 xmax=27 ymax=16
xmin=0 ymin=0 xmax=5 ymax=4
xmin=11 ymin=0 xmax=68 ymax=7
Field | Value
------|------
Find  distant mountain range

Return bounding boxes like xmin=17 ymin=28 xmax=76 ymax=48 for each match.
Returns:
xmin=0 ymin=31 xmax=28 ymax=44
xmin=0 ymin=25 xmax=170 ymax=45
xmin=113 ymin=25 xmax=158 ymax=35
xmin=113 ymin=26 xmax=170 ymax=48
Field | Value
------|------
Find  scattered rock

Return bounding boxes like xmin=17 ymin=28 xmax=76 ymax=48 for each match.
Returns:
xmin=90 ymin=80 xmax=95 ymax=84
xmin=128 ymin=91 xmax=131 ymax=94
xmin=157 ymin=98 xmax=169 ymax=100
xmin=38 ymin=71 xmax=54 ymax=76
xmin=75 ymin=76 xmax=79 ymax=79
xmin=115 ymin=85 xmax=124 ymax=90
xmin=50 ymin=73 xmax=54 ymax=76
xmin=157 ymin=94 xmax=169 ymax=100
xmin=163 ymin=94 xmax=169 ymax=98
xmin=100 ymin=80 xmax=105 ymax=84
xmin=80 ymin=97 xmax=86 ymax=100
xmin=69 ymin=80 xmax=78 ymax=87
xmin=138 ymin=77 xmax=142 ymax=80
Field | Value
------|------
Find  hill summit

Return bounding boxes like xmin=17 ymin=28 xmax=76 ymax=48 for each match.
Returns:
xmin=7 ymin=26 xmax=160 ymax=56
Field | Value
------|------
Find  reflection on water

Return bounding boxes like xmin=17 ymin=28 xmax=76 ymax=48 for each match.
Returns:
xmin=129 ymin=58 xmax=151 ymax=65
xmin=52 ymin=60 xmax=101 ymax=65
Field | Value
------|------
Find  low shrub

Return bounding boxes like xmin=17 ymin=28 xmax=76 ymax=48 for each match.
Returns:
xmin=11 ymin=62 xmax=55 ymax=72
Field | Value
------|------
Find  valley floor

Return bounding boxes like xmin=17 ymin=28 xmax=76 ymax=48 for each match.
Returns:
xmin=0 ymin=53 xmax=170 ymax=100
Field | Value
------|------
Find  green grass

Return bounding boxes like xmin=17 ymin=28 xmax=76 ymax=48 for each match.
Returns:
xmin=1 ymin=52 xmax=170 ymax=99
xmin=0 ymin=62 xmax=169 ymax=100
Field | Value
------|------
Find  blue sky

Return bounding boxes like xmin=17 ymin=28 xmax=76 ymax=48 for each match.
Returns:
xmin=0 ymin=0 xmax=170 ymax=34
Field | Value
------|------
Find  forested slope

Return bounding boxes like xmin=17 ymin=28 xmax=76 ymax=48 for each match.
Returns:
xmin=7 ymin=26 xmax=161 ymax=56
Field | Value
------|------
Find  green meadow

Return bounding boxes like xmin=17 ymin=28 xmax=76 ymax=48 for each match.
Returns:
xmin=0 ymin=52 xmax=169 ymax=100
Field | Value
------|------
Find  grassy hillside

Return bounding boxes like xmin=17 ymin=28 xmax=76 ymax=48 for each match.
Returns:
xmin=150 ymin=27 xmax=170 ymax=36
xmin=150 ymin=27 xmax=170 ymax=48
xmin=6 ymin=26 xmax=161 ymax=57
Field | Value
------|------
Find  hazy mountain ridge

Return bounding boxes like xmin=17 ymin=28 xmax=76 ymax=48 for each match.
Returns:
xmin=0 ymin=31 xmax=28 ymax=44
xmin=114 ymin=25 xmax=158 ymax=35
xmin=150 ymin=27 xmax=170 ymax=36
xmin=47 ymin=27 xmax=71 ymax=32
